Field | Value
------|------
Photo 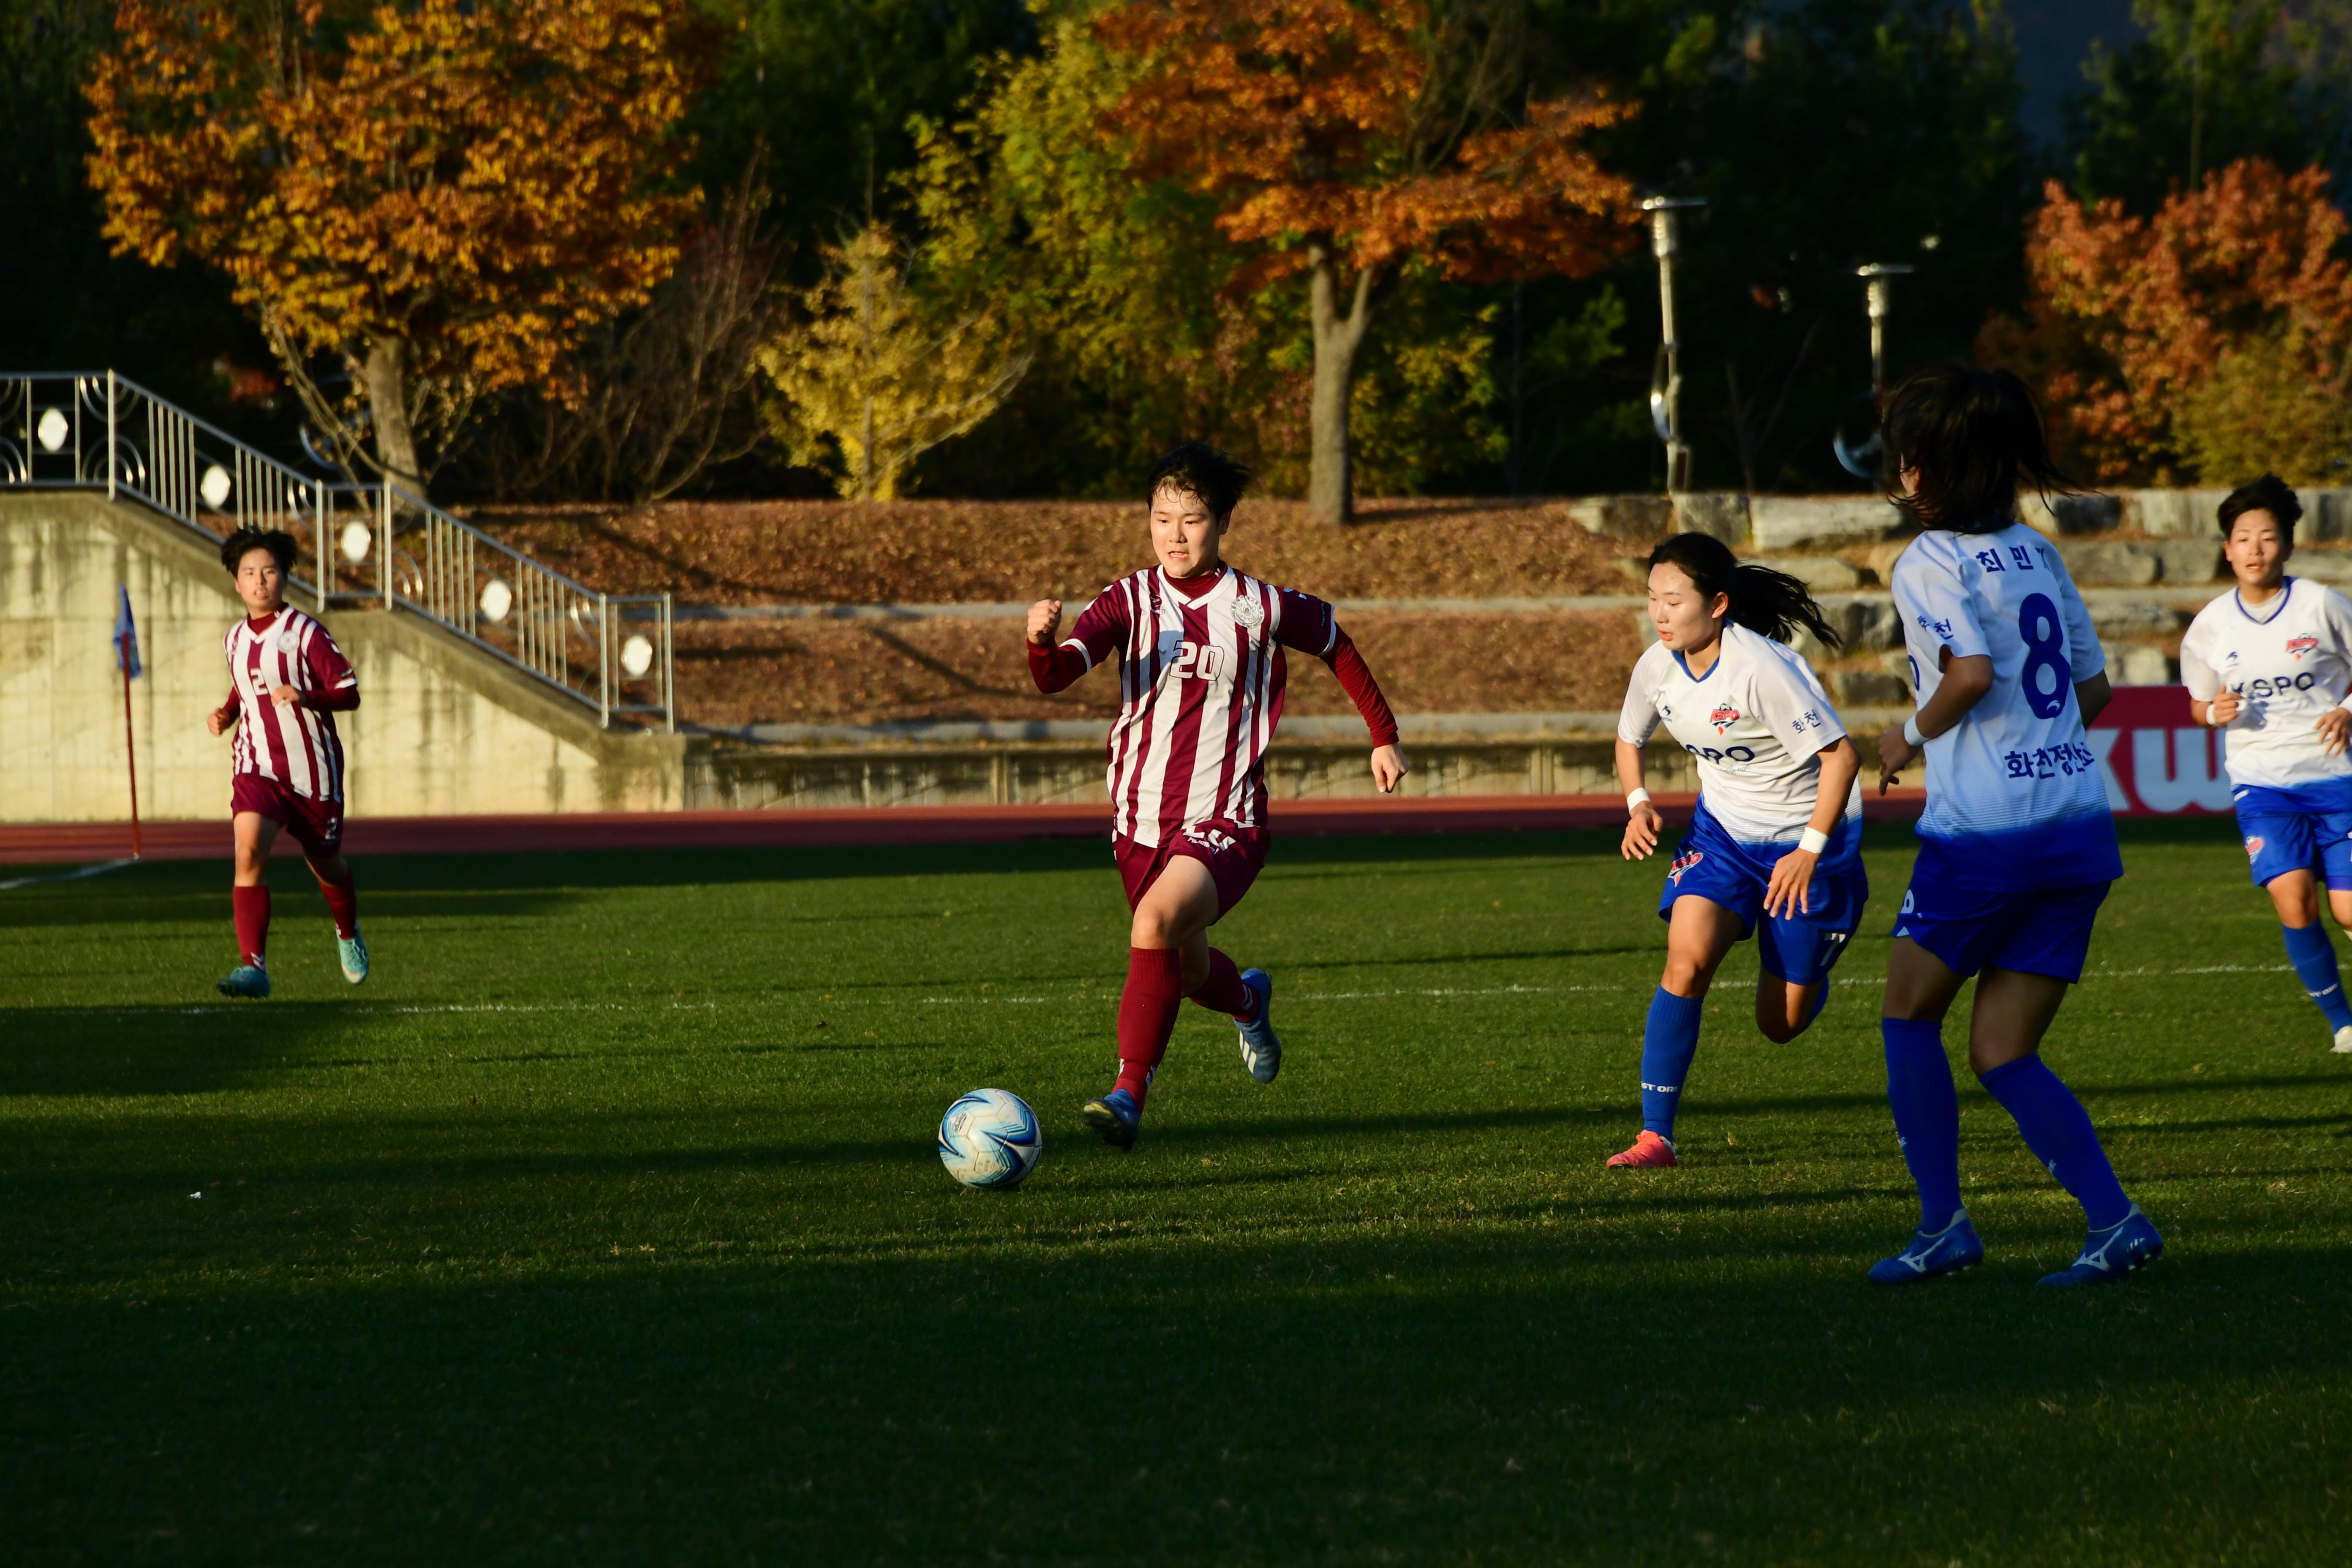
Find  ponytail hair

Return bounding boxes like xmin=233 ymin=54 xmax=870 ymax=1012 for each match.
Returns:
xmin=1645 ymin=531 xmax=1843 ymax=652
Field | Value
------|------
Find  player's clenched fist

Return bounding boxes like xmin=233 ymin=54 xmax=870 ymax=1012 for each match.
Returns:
xmin=1026 ymin=598 xmax=1062 ymax=648
xmin=206 ymin=704 xmax=235 ymax=738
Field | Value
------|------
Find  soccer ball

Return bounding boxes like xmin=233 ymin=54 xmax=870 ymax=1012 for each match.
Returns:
xmin=937 ymin=1088 xmax=1043 ymax=1190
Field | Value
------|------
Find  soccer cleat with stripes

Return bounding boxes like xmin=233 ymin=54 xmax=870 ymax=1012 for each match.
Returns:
xmin=1236 ymin=968 xmax=1280 ymax=1084
xmin=1082 ymin=1089 xmax=1141 ymax=1150
xmin=2039 ymin=1205 xmax=2164 ymax=1287
xmin=1867 ymin=1212 xmax=1984 ymax=1284
xmin=1606 ymin=1130 xmax=1677 ymax=1169
xmin=338 ymin=931 xmax=370 ymax=985
xmin=216 ymin=963 xmax=271 ymax=999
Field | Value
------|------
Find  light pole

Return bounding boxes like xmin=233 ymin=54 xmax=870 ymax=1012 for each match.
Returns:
xmin=1835 ymin=261 xmax=1916 ymax=479
xmin=1642 ymin=196 xmax=1704 ymax=493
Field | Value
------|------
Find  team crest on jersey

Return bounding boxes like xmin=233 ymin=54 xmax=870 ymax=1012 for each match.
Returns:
xmin=1230 ymin=596 xmax=1263 ymax=629
xmin=2246 ymin=835 xmax=2266 ymax=858
xmin=1667 ymin=849 xmax=1704 ymax=885
xmin=1708 ymin=702 xmax=1741 ymax=734
xmin=2288 ymin=635 xmax=2320 ymax=661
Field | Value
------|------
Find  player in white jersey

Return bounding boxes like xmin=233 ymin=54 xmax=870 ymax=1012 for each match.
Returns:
xmin=1867 ymin=364 xmax=2161 ymax=1288
xmin=2178 ymin=475 xmax=2352 ymax=1053
xmin=206 ymin=528 xmax=367 ymax=999
xmin=1608 ymin=532 xmax=1866 ymax=1168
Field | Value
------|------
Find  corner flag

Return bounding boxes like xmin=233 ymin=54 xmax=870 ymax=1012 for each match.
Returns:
xmin=114 ymin=585 xmax=142 ymax=678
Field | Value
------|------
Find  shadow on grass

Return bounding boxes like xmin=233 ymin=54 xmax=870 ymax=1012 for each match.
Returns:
xmin=2 ymin=1216 xmax=2347 ymax=1564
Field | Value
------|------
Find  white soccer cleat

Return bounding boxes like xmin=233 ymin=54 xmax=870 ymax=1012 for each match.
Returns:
xmin=2333 ymin=1025 xmax=2352 ymax=1055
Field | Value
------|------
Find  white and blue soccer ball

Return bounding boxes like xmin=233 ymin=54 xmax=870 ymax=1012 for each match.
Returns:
xmin=937 ymin=1088 xmax=1043 ymax=1190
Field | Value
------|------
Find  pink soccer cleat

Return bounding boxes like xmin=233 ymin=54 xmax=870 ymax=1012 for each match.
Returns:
xmin=1606 ymin=1131 xmax=1677 ymax=1169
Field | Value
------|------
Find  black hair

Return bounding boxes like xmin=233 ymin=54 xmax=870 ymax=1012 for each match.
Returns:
xmin=1881 ymin=362 xmax=2075 ymax=534
xmin=2218 ymin=473 xmax=2302 ymax=537
xmin=220 ymin=526 xmax=299 ymax=576
xmin=1147 ymin=441 xmax=1252 ymax=523
xmin=1646 ymin=531 xmax=1843 ymax=651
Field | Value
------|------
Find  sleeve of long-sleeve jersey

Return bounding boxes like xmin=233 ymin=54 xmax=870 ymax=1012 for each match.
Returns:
xmin=1323 ymin=629 xmax=1401 ymax=748
xmin=1028 ymin=588 xmax=1127 ymax=694
xmin=302 ymin=623 xmax=361 ymax=712
xmin=1271 ymin=590 xmax=1397 ymax=746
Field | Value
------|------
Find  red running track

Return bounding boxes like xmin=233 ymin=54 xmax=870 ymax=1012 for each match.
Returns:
xmin=0 ymin=790 xmax=1927 ymax=864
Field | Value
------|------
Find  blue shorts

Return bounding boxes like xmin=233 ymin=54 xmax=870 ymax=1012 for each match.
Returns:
xmin=1892 ymin=880 xmax=2110 ymax=984
xmin=1657 ymin=803 xmax=1869 ymax=987
xmin=2232 ymin=779 xmax=2352 ymax=890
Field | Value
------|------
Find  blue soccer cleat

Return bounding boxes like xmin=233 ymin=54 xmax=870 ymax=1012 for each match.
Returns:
xmin=215 ymin=963 xmax=271 ymax=1000
xmin=1236 ymin=968 xmax=1280 ymax=1084
xmin=1867 ymin=1211 xmax=1984 ymax=1285
xmin=2039 ymin=1205 xmax=2164 ymax=1287
xmin=1082 ymin=1088 xmax=1141 ymax=1150
xmin=338 ymin=931 xmax=369 ymax=985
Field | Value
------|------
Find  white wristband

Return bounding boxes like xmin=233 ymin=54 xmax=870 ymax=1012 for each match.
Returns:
xmin=1798 ymin=827 xmax=1831 ymax=855
xmin=1625 ymin=787 xmax=1651 ymax=814
xmin=1902 ymin=716 xmax=1927 ymax=748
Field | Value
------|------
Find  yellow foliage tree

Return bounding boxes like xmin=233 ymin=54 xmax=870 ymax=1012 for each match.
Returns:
xmin=758 ymin=226 xmax=1031 ymax=500
xmin=85 ymin=0 xmax=702 ymax=494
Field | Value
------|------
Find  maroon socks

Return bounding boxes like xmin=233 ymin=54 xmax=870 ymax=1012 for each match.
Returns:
xmin=231 ymin=885 xmax=271 ymax=968
xmin=317 ymin=871 xmax=359 ymax=939
xmin=1191 ymin=948 xmax=1260 ymax=1021
xmin=1113 ymin=947 xmax=1185 ymax=1108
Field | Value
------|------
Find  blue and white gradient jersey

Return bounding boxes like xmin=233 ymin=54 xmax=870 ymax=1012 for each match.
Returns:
xmin=1892 ymin=524 xmax=2120 ymax=890
xmin=2178 ymin=578 xmax=2352 ymax=790
xmin=1617 ymin=622 xmax=1862 ymax=843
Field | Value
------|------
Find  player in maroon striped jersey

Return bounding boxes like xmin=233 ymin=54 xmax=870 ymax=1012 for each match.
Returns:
xmin=206 ymin=528 xmax=367 ymax=998
xmin=1026 ymin=444 xmax=1408 ymax=1148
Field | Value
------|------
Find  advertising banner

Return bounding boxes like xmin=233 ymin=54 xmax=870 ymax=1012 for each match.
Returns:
xmin=2085 ymin=685 xmax=2232 ymax=817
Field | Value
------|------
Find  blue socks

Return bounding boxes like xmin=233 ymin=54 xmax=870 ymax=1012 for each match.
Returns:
xmin=1980 ymin=1056 xmax=2132 ymax=1230
xmin=1882 ymin=1018 xmax=1963 ymax=1230
xmin=2281 ymin=922 xmax=2352 ymax=1031
xmin=1639 ymin=988 xmax=1705 ymax=1142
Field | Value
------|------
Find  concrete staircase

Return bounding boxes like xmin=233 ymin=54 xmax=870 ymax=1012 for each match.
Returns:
xmin=1 ymin=491 xmax=704 ymax=823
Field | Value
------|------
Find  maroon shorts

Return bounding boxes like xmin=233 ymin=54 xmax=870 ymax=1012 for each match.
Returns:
xmin=231 ymin=772 xmax=344 ymax=858
xmin=1115 ymin=819 xmax=1269 ymax=915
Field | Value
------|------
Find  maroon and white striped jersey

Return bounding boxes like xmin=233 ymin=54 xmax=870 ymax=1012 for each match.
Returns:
xmin=1031 ymin=566 xmax=1398 ymax=847
xmin=223 ymin=608 xmax=358 ymax=802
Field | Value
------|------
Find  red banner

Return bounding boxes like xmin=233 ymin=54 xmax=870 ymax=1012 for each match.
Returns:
xmin=2086 ymin=685 xmax=2232 ymax=817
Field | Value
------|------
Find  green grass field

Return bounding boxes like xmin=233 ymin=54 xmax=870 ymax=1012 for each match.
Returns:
xmin=5 ymin=821 xmax=2351 ymax=1565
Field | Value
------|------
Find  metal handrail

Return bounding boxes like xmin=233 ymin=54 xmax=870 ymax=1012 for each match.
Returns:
xmin=0 ymin=371 xmax=672 ymax=730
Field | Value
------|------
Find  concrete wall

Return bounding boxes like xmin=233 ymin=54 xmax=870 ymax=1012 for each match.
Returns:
xmin=1 ymin=492 xmax=701 ymax=823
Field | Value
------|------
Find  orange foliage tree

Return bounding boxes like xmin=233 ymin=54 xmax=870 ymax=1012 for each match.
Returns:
xmin=1982 ymin=158 xmax=2352 ymax=487
xmin=1096 ymin=0 xmax=1635 ymax=522
xmin=86 ymin=0 xmax=702 ymax=495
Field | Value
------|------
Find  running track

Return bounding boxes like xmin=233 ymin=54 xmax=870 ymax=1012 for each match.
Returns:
xmin=1 ymin=791 xmax=1929 ymax=865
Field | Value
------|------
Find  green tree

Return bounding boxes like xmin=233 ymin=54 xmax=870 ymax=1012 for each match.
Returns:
xmin=1562 ymin=0 xmax=2035 ymax=494
xmin=907 ymin=6 xmax=1533 ymax=501
xmin=2064 ymin=1 xmax=2352 ymax=214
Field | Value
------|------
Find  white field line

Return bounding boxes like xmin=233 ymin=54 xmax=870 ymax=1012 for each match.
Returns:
xmin=11 ymin=964 xmax=2300 ymax=1019
xmin=0 ymin=858 xmax=139 ymax=892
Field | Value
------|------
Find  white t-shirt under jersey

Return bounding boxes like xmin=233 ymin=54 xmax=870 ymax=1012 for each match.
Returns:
xmin=2179 ymin=577 xmax=2352 ymax=790
xmin=1617 ymin=621 xmax=1861 ymax=843
xmin=1890 ymin=523 xmax=2118 ymax=889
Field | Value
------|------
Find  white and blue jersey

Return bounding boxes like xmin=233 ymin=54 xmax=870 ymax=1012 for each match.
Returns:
xmin=1889 ymin=523 xmax=2119 ymax=983
xmin=1618 ymin=623 xmax=1867 ymax=984
xmin=1892 ymin=524 xmax=2121 ymax=891
xmin=2180 ymin=577 xmax=2352 ymax=888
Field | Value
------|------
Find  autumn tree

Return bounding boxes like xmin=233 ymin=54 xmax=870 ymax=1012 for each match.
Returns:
xmin=1095 ymin=0 xmax=1634 ymax=522
xmin=1982 ymin=157 xmax=2352 ymax=485
xmin=85 ymin=0 xmax=702 ymax=497
xmin=757 ymin=226 xmax=1031 ymax=500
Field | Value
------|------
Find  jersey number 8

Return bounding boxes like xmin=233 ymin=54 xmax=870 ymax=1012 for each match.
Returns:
xmin=2018 ymin=593 xmax=2068 ymax=719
